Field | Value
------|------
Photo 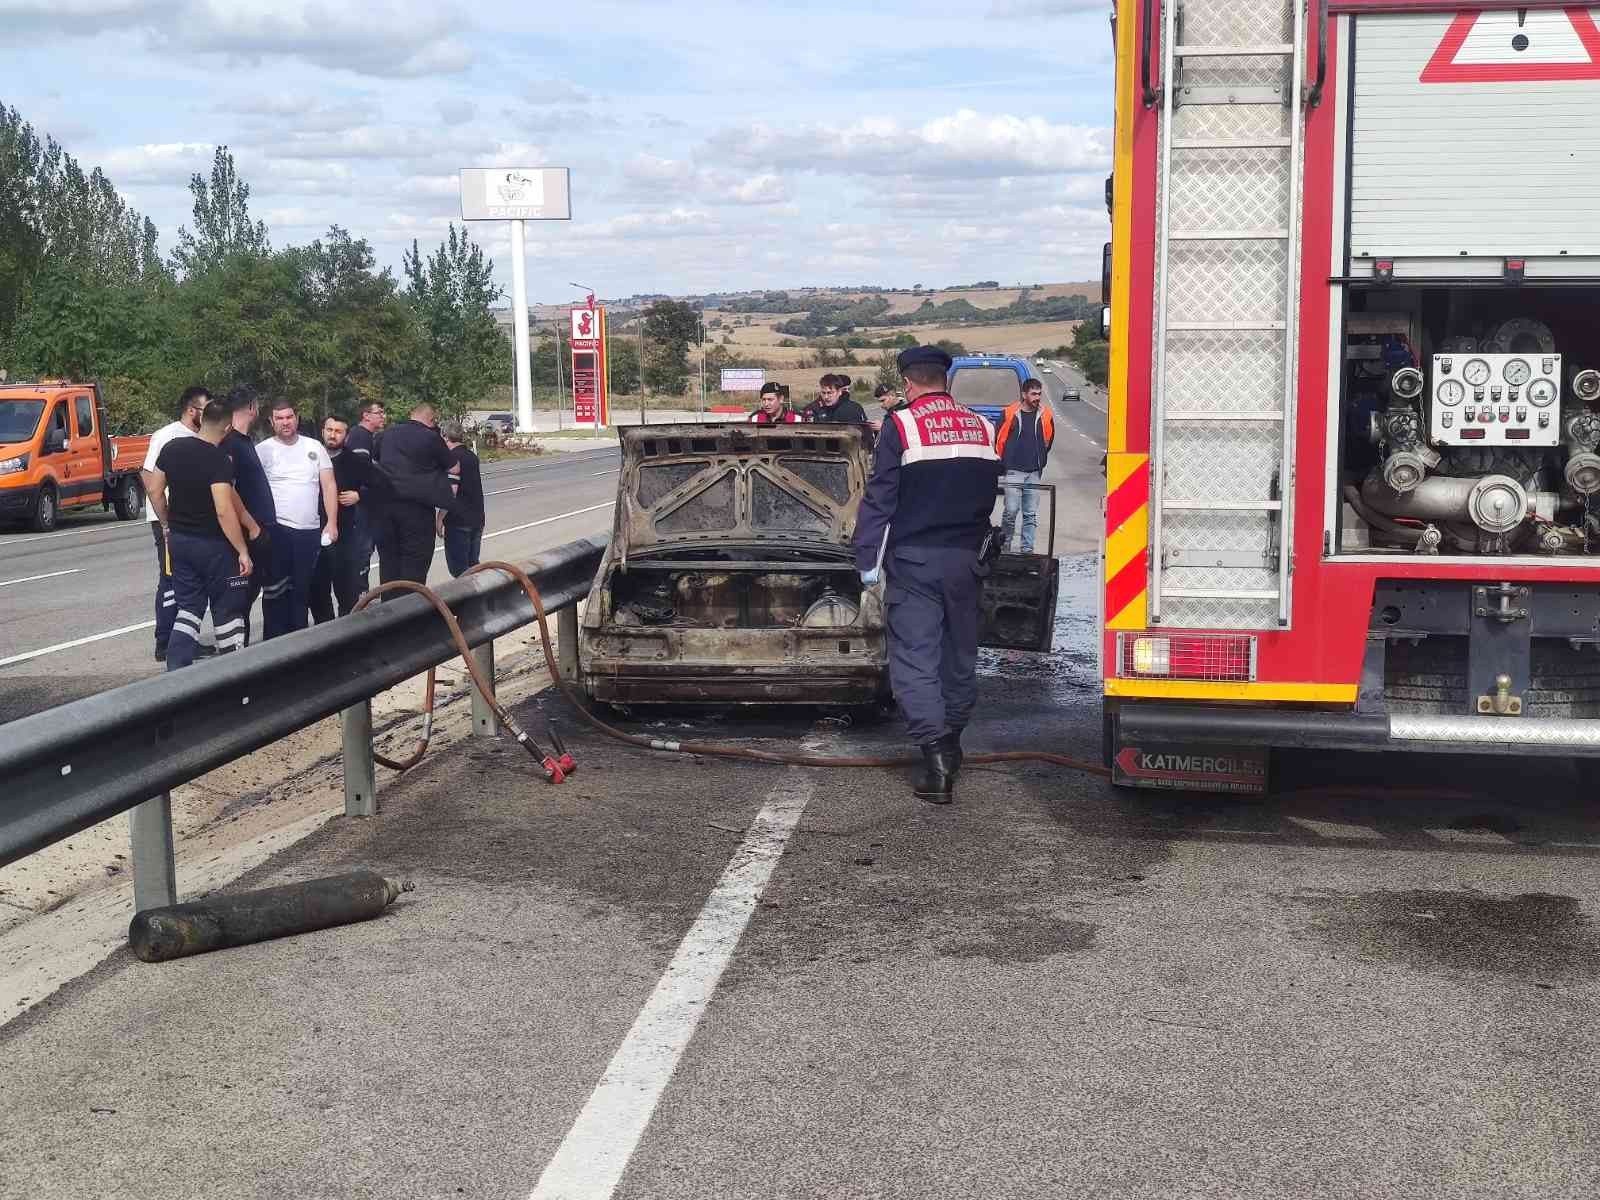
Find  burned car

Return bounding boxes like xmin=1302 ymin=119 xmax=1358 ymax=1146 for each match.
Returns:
xmin=577 ymin=422 xmax=1060 ymax=707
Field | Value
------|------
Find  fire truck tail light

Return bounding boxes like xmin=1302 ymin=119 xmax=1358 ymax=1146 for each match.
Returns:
xmin=1119 ymin=634 xmax=1257 ymax=682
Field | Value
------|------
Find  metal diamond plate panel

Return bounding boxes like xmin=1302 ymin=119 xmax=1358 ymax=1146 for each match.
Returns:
xmin=1177 ymin=0 xmax=1293 ymax=45
xmin=1167 ymin=241 xmax=1286 ymax=325
xmin=1163 ymin=423 xmax=1282 ymax=499
xmin=1161 ymin=510 xmax=1274 ymax=552
xmin=1163 ymin=596 xmax=1280 ymax=630
xmin=1173 ymin=103 xmax=1288 ymax=144
xmin=1165 ymin=330 xmax=1283 ymax=412
xmin=1177 ymin=58 xmax=1290 ymax=100
xmin=1169 ymin=147 xmax=1288 ymax=233
xmin=1390 ymin=715 xmax=1600 ymax=749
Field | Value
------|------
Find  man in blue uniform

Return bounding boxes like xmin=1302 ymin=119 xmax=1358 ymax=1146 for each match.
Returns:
xmin=853 ymin=345 xmax=1002 ymax=803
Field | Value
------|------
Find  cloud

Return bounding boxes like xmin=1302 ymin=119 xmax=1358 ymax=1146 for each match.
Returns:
xmin=988 ymin=0 xmax=1105 ymax=15
xmin=0 ymin=0 xmax=474 ymax=77
xmin=617 ymin=155 xmax=791 ymax=208
xmin=705 ymin=108 xmax=1108 ymax=179
xmin=437 ymin=97 xmax=476 ymax=126
xmin=97 ymin=141 xmax=215 ymax=184
xmin=216 ymin=93 xmax=378 ymax=132
xmin=525 ymin=79 xmax=592 ymax=105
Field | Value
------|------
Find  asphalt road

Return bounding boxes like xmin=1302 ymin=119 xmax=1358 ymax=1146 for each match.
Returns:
xmin=6 ymin=557 xmax=1599 ymax=1199
xmin=0 ymin=446 xmax=623 ymax=721
xmin=9 ymin=369 xmax=1599 ymax=1197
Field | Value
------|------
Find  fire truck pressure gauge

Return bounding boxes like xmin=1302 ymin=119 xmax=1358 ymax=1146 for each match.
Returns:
xmin=1504 ymin=358 xmax=1533 ymax=388
xmin=1527 ymin=377 xmax=1558 ymax=408
xmin=1463 ymin=359 xmax=1492 ymax=387
xmin=1437 ymin=379 xmax=1466 ymax=407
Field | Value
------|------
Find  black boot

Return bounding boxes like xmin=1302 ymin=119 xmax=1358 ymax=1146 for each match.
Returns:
xmin=912 ymin=736 xmax=959 ymax=804
xmin=948 ymin=727 xmax=965 ymax=773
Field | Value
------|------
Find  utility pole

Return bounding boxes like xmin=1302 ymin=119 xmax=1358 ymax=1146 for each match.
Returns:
xmin=509 ymin=220 xmax=533 ymax=433
xmin=698 ymin=308 xmax=706 ymax=423
xmin=630 ymin=310 xmax=643 ymax=428
xmin=554 ymin=319 xmax=565 ymax=432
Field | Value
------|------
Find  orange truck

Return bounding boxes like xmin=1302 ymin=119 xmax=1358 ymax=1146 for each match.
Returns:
xmin=0 ymin=381 xmax=151 ymax=532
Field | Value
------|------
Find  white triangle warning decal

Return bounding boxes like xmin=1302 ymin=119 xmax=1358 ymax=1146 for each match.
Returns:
xmin=1421 ymin=7 xmax=1600 ymax=82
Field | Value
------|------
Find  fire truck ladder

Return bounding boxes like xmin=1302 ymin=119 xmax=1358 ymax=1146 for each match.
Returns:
xmin=1148 ymin=0 xmax=1307 ymax=630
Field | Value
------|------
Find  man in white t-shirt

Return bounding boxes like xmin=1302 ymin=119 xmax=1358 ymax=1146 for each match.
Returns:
xmin=256 ymin=398 xmax=339 ymax=638
xmin=140 ymin=386 xmax=208 ymax=662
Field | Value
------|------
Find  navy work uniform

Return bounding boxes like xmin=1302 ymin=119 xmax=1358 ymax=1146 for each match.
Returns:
xmin=376 ymin=417 xmax=456 ymax=585
xmin=853 ymin=345 xmax=1002 ymax=803
xmin=154 ymin=435 xmax=251 ymax=670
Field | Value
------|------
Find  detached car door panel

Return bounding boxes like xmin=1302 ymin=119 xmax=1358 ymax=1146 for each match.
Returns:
xmin=978 ymin=481 xmax=1060 ymax=652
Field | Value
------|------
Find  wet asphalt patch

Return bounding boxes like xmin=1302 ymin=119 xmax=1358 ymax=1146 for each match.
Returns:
xmin=1296 ymin=888 xmax=1600 ymax=983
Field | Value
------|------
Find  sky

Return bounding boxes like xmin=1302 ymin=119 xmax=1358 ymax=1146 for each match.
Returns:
xmin=1 ymin=0 xmax=1114 ymax=304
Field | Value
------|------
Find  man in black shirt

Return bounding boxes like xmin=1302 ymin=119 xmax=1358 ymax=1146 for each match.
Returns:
xmin=376 ymin=401 xmax=455 ymax=585
xmin=309 ymin=414 xmax=371 ymax=620
xmin=806 ymin=373 xmax=868 ymax=424
xmin=221 ymin=388 xmax=273 ymax=644
xmin=147 ymin=399 xmax=253 ymax=671
xmin=440 ymin=420 xmax=485 ymax=577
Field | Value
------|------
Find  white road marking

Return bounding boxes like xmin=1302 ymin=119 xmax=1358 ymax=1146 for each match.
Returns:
xmin=1287 ymin=816 xmax=1386 ymax=841
xmin=0 ymin=523 xmax=143 ymax=548
xmin=0 ymin=620 xmax=156 ymax=669
xmin=589 ymin=469 xmax=615 ymax=476
xmin=0 ymin=568 xmax=84 ymax=588
xmin=528 ymin=773 xmax=814 ymax=1200
xmin=1425 ymin=828 xmax=1513 ymax=845
xmin=484 ymin=501 xmax=613 ymax=542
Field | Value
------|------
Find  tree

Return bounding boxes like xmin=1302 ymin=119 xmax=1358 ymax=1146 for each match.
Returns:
xmin=1 ymin=103 xmax=164 ymax=354
xmin=607 ymin=335 xmax=641 ymax=394
xmin=874 ymin=351 xmax=902 ymax=392
xmin=1065 ymin=320 xmax=1109 ymax=385
xmin=401 ymin=223 xmax=505 ymax=418
xmin=641 ymin=299 xmax=700 ymax=395
xmin=171 ymin=146 xmax=270 ymax=277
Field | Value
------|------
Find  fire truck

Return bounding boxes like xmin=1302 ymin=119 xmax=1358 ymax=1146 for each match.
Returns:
xmin=1101 ymin=0 xmax=1600 ymax=791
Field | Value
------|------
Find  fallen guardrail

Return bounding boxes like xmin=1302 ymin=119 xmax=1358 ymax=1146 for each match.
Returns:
xmin=0 ymin=535 xmax=606 ymax=908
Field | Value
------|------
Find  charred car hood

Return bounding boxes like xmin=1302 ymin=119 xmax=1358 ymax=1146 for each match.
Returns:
xmin=617 ymin=422 xmax=871 ymax=556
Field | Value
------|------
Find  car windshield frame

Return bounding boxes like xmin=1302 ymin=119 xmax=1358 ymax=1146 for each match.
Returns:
xmin=0 ymin=399 xmax=47 ymax=442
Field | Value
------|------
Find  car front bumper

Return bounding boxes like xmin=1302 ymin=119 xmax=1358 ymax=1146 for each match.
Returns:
xmin=0 ymin=483 xmax=39 ymax=518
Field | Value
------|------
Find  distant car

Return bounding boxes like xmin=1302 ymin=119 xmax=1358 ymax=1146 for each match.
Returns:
xmin=1062 ymin=386 xmax=1081 ymax=401
xmin=1040 ymin=366 xmax=1054 ymax=375
xmin=947 ymin=354 xmax=1037 ymax=425
xmin=482 ymin=412 xmax=515 ymax=434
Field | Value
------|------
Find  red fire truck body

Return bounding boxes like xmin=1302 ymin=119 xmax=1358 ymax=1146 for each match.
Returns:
xmin=1102 ymin=0 xmax=1600 ymax=790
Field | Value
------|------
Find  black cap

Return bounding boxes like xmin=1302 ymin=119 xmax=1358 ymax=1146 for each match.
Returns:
xmin=758 ymin=382 xmax=781 ymax=397
xmin=896 ymin=344 xmax=953 ymax=374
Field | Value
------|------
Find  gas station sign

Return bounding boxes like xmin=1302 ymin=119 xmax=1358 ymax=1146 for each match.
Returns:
xmin=569 ymin=304 xmax=608 ymax=429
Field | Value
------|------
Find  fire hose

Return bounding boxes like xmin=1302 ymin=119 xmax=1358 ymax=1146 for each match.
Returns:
xmin=353 ymin=559 xmax=1112 ymax=782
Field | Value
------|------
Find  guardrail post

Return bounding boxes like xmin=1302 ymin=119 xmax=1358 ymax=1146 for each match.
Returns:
xmin=341 ymin=699 xmax=377 ymax=817
xmin=558 ymin=607 xmax=579 ymax=682
xmin=470 ymin=640 xmax=498 ymax=736
xmin=130 ymin=793 xmax=177 ymax=912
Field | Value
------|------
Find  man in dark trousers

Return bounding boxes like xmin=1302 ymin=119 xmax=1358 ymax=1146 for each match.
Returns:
xmin=309 ymin=414 xmax=372 ymax=620
xmin=220 ymin=388 xmax=273 ymax=644
xmin=994 ymin=377 xmax=1055 ymax=552
xmin=145 ymin=399 xmax=253 ymax=670
xmin=376 ymin=401 xmax=455 ymax=585
xmin=852 ymin=344 xmax=1001 ymax=804
xmin=439 ymin=420 xmax=484 ymax=577
xmin=140 ymin=385 xmax=207 ymax=661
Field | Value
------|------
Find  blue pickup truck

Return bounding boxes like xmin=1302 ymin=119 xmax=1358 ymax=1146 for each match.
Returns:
xmin=947 ymin=354 xmax=1035 ymax=424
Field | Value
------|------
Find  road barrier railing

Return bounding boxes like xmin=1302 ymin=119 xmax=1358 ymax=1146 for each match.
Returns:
xmin=0 ymin=535 xmax=606 ymax=910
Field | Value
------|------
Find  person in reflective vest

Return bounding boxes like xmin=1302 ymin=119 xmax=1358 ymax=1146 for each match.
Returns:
xmin=750 ymin=382 xmax=801 ymax=424
xmin=852 ymin=345 xmax=1002 ymax=804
